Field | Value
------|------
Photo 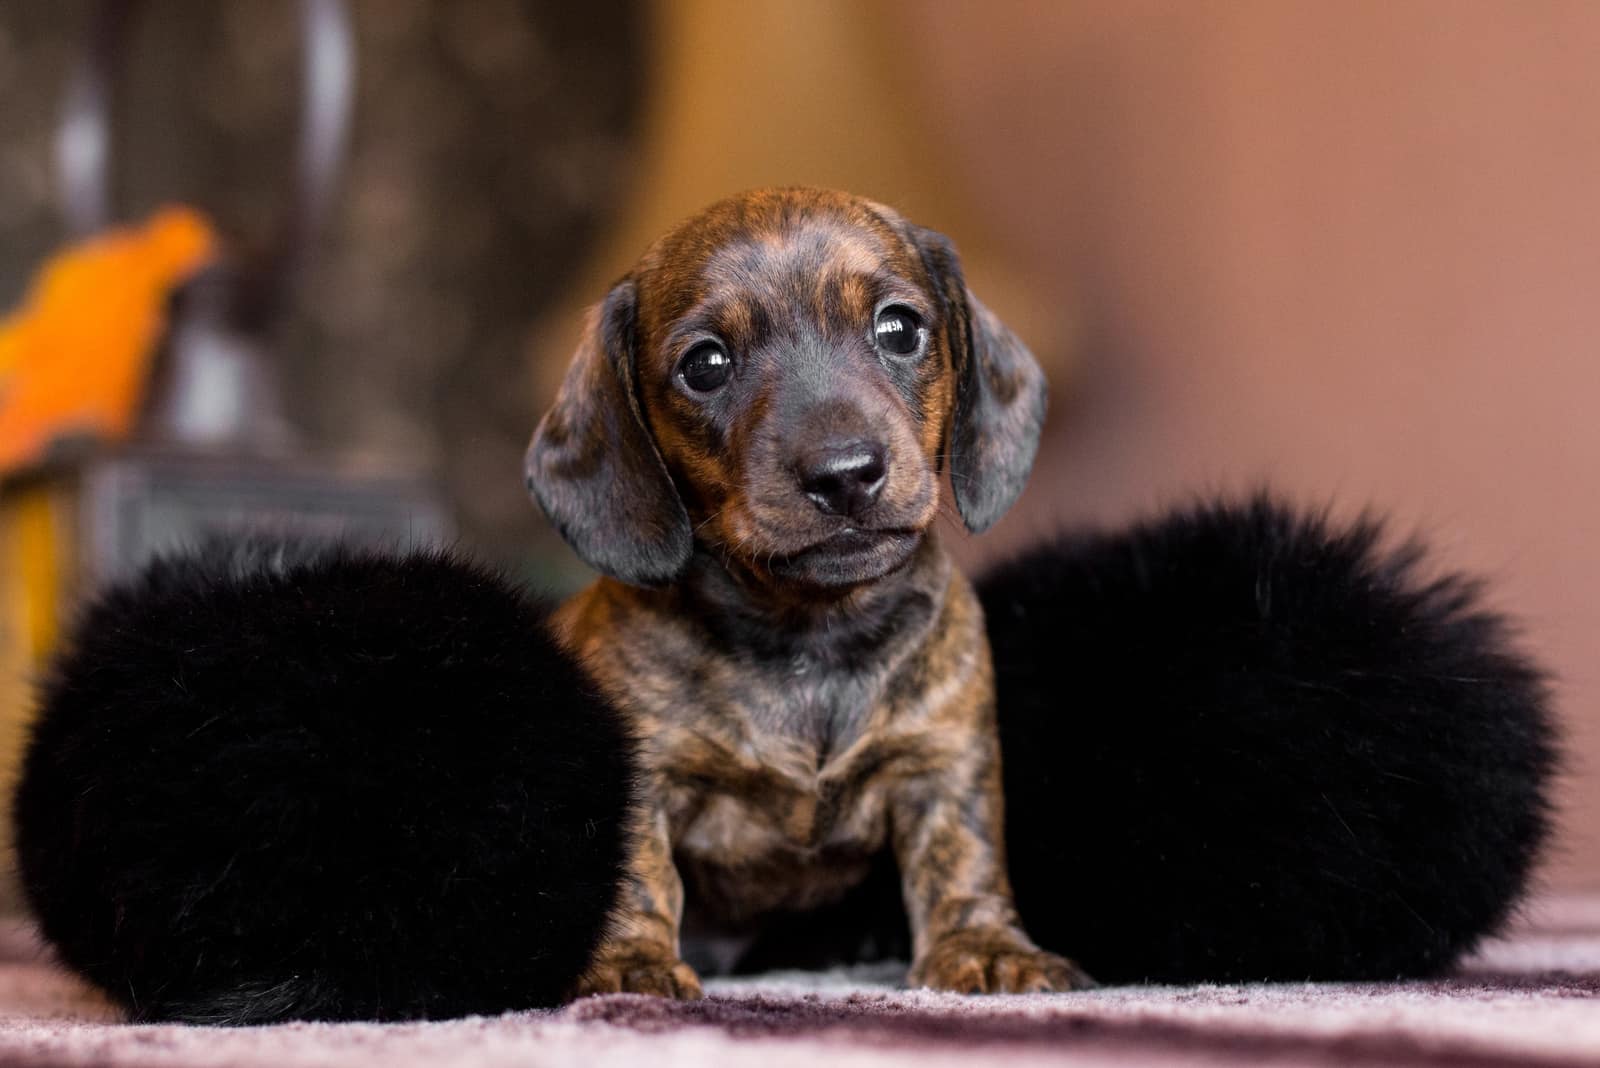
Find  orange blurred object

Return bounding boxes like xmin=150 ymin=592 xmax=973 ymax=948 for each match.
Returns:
xmin=0 ymin=207 xmax=217 ymax=476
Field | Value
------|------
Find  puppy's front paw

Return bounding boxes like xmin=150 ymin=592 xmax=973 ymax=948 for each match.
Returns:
xmin=909 ymin=928 xmax=1095 ymax=994
xmin=573 ymin=943 xmax=703 ymax=1000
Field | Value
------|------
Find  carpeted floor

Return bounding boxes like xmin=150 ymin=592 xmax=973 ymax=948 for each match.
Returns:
xmin=2 ymin=895 xmax=1599 ymax=1067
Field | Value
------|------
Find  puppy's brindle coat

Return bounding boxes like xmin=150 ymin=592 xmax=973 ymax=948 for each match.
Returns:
xmin=527 ymin=188 xmax=1088 ymax=997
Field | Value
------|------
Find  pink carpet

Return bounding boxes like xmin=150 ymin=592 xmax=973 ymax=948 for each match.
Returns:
xmin=2 ymin=895 xmax=1598 ymax=1067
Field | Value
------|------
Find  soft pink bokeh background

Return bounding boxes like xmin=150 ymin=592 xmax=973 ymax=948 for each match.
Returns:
xmin=901 ymin=1 xmax=1600 ymax=887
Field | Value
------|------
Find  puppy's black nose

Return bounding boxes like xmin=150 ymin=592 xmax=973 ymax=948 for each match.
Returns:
xmin=796 ymin=441 xmax=887 ymax=519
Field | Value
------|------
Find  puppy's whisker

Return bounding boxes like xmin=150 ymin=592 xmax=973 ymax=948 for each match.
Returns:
xmin=934 ymin=452 xmax=982 ymax=488
xmin=693 ymin=508 xmax=728 ymax=536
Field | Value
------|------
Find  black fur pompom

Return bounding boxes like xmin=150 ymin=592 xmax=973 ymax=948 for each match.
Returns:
xmin=982 ymin=496 xmax=1558 ymax=983
xmin=14 ymin=541 xmax=635 ymax=1024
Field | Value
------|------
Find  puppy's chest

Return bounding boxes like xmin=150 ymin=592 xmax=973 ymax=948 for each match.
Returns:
xmin=661 ymin=666 xmax=914 ymax=919
xmin=663 ymin=661 xmax=899 ymax=856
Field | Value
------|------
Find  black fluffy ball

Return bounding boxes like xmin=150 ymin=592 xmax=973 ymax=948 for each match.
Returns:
xmin=982 ymin=496 xmax=1558 ymax=983
xmin=14 ymin=541 xmax=635 ymax=1024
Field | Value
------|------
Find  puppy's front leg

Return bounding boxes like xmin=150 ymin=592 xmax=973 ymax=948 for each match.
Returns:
xmin=573 ymin=803 xmax=702 ymax=999
xmin=892 ymin=736 xmax=1093 ymax=994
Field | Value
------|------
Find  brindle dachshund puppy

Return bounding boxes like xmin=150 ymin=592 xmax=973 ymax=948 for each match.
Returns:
xmin=525 ymin=188 xmax=1090 ymax=997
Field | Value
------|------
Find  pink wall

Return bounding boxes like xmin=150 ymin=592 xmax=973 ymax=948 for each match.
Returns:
xmin=904 ymin=2 xmax=1600 ymax=886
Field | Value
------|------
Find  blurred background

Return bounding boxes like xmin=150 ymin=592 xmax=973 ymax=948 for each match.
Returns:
xmin=0 ymin=0 xmax=1596 ymax=891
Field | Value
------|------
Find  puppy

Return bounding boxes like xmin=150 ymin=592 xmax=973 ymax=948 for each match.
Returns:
xmin=525 ymin=188 xmax=1087 ymax=997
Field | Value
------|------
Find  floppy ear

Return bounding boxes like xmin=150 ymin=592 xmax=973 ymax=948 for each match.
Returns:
xmin=913 ymin=228 xmax=1048 ymax=533
xmin=525 ymin=279 xmax=692 ymax=586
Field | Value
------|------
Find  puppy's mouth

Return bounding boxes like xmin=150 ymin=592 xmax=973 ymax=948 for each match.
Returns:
xmin=767 ymin=526 xmax=924 ymax=588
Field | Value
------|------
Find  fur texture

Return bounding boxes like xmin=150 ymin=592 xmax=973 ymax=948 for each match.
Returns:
xmin=529 ymin=187 xmax=1075 ymax=998
xmin=13 ymin=540 xmax=636 ymax=1024
xmin=981 ymin=495 xmax=1559 ymax=983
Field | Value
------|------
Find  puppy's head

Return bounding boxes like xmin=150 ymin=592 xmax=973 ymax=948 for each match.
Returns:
xmin=527 ymin=188 xmax=1046 ymax=590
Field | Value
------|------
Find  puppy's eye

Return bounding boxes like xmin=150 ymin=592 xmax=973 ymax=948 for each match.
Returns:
xmin=678 ymin=343 xmax=732 ymax=393
xmin=874 ymin=306 xmax=922 ymax=356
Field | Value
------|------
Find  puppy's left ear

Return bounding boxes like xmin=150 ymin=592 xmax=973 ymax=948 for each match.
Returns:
xmin=913 ymin=228 xmax=1048 ymax=533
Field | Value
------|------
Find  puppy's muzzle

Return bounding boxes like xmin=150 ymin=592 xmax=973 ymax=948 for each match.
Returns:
xmin=795 ymin=439 xmax=887 ymax=520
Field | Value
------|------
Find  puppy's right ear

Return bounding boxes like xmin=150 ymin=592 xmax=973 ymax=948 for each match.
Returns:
xmin=525 ymin=280 xmax=692 ymax=587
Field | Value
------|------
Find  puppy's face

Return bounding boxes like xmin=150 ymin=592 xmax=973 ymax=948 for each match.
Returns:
xmin=528 ymin=188 xmax=1046 ymax=591
xmin=630 ymin=193 xmax=948 ymax=587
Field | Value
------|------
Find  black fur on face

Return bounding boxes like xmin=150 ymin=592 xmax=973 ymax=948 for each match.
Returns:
xmin=526 ymin=188 xmax=1048 ymax=590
